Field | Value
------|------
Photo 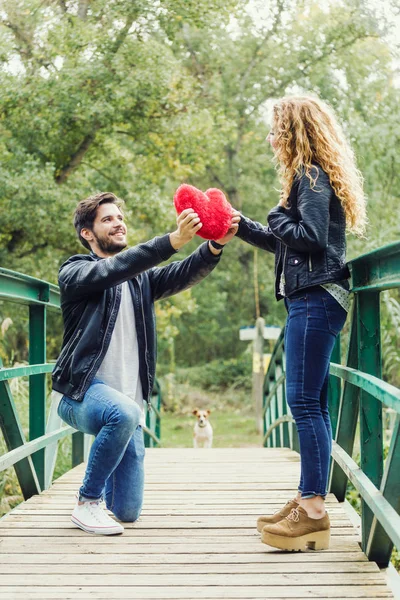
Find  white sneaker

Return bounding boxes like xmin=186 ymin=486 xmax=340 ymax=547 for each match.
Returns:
xmin=71 ymin=498 xmax=124 ymax=535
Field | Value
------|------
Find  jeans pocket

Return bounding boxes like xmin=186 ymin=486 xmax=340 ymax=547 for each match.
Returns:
xmin=288 ymin=293 xmax=307 ymax=302
xmin=322 ymin=296 xmax=347 ymax=335
xmin=57 ymin=397 xmax=78 ymax=430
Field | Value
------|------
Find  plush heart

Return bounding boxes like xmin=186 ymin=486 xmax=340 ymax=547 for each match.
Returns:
xmin=173 ymin=184 xmax=232 ymax=240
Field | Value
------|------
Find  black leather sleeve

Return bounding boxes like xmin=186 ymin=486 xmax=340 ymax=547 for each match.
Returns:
xmin=236 ymin=214 xmax=277 ymax=253
xmin=59 ymin=234 xmax=178 ymax=299
xmin=267 ymin=169 xmax=331 ymax=252
xmin=149 ymin=241 xmax=221 ymax=301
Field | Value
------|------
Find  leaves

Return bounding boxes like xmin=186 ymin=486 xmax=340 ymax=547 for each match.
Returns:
xmin=0 ymin=0 xmax=399 ymax=374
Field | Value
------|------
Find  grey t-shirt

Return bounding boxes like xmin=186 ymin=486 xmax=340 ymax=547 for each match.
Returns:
xmin=96 ymin=281 xmax=145 ymax=426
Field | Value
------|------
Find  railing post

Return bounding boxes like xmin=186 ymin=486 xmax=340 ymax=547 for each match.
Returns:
xmin=262 ymin=392 xmax=268 ymax=447
xmin=330 ymin=309 xmax=359 ymax=500
xmin=144 ymin=405 xmax=151 ymax=448
xmin=263 ymin=373 xmax=273 ymax=447
xmin=155 ymin=387 xmax=161 ymax=444
xmin=291 ymin=421 xmax=300 ymax=453
xmin=356 ymin=291 xmax=383 ymax=554
xmin=366 ymin=415 xmax=400 ymax=566
xmin=0 ymin=358 xmax=41 ymax=499
xmin=253 ymin=316 xmax=265 ymax=435
xmin=72 ymin=432 xmax=85 ymax=467
xmin=29 ymin=305 xmax=46 ymax=490
xmin=329 ymin=335 xmax=341 ymax=439
xmin=281 ymin=353 xmax=290 ymax=448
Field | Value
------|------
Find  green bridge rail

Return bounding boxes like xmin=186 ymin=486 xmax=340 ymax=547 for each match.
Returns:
xmin=263 ymin=242 xmax=400 ymax=568
xmin=0 ymin=267 xmax=161 ymax=502
xmin=1 ymin=245 xmax=400 ymax=570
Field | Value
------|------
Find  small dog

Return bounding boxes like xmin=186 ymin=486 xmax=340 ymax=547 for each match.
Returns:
xmin=192 ymin=409 xmax=213 ymax=448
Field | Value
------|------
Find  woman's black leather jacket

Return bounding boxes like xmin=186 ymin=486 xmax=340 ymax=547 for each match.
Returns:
xmin=237 ymin=165 xmax=350 ymax=300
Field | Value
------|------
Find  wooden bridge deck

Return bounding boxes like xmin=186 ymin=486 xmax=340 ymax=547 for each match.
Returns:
xmin=0 ymin=448 xmax=394 ymax=599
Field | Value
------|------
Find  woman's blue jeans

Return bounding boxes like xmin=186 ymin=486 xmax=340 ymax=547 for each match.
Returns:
xmin=57 ymin=379 xmax=144 ymax=522
xmin=284 ymin=286 xmax=347 ymax=499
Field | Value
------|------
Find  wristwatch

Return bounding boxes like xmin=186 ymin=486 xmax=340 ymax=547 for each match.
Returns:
xmin=210 ymin=240 xmax=225 ymax=250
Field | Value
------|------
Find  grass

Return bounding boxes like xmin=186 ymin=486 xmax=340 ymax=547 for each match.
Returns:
xmin=157 ymin=376 xmax=261 ymax=448
xmin=161 ymin=409 xmax=262 ymax=448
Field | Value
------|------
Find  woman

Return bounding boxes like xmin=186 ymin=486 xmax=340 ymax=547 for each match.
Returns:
xmin=236 ymin=95 xmax=366 ymax=551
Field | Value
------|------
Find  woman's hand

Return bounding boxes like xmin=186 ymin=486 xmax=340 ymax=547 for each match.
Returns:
xmin=214 ymin=210 xmax=241 ymax=246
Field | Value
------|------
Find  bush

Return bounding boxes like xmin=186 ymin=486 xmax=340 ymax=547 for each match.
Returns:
xmin=171 ymin=353 xmax=252 ymax=392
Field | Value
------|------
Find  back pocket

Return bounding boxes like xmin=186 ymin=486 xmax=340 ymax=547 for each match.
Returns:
xmin=57 ymin=397 xmax=78 ymax=430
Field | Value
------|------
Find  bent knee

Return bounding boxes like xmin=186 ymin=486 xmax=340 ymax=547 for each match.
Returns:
xmin=112 ymin=403 xmax=141 ymax=433
xmin=113 ymin=505 xmax=142 ymax=523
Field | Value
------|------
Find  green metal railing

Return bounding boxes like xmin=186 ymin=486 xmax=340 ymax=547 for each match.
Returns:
xmin=0 ymin=267 xmax=161 ymax=503
xmin=263 ymin=242 xmax=400 ymax=568
xmin=145 ymin=379 xmax=162 ymax=448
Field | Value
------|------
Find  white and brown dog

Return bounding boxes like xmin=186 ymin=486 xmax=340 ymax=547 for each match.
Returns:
xmin=192 ymin=409 xmax=213 ymax=448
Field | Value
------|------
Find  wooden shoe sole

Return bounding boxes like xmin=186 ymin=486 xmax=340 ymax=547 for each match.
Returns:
xmin=261 ymin=527 xmax=330 ymax=551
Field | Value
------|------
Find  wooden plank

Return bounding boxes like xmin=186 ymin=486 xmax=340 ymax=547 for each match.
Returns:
xmin=0 ymin=585 xmax=392 ymax=598
xmin=0 ymin=563 xmax=380 ymax=574
xmin=0 ymin=540 xmax=366 ymax=553
xmin=19 ymin=495 xmax=340 ymax=504
xmin=0 ymin=447 xmax=393 ymax=600
xmin=0 ymin=515 xmax=356 ymax=527
xmin=19 ymin=491 xmax=338 ymax=499
xmin=0 ymin=529 xmax=358 ymax=539
xmin=0 ymin=552 xmax=370 ymax=564
xmin=8 ymin=505 xmax=350 ymax=514
xmin=0 ymin=573 xmax=387 ymax=586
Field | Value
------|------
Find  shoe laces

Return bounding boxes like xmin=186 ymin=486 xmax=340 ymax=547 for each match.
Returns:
xmin=86 ymin=500 xmax=112 ymax=525
xmin=286 ymin=507 xmax=300 ymax=523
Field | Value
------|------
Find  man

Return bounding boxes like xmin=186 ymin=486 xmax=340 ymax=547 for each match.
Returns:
xmin=52 ymin=191 xmax=239 ymax=535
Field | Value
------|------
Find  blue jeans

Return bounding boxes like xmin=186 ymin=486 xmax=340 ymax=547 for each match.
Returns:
xmin=57 ymin=379 xmax=144 ymax=522
xmin=284 ymin=287 xmax=347 ymax=498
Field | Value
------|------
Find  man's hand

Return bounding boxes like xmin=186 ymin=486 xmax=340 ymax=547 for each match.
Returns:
xmin=170 ymin=208 xmax=203 ymax=250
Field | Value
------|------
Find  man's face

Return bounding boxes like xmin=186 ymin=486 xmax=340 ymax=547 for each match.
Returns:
xmin=82 ymin=203 xmax=128 ymax=256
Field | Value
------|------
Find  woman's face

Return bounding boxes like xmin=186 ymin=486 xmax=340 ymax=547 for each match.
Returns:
xmin=266 ymin=121 xmax=278 ymax=151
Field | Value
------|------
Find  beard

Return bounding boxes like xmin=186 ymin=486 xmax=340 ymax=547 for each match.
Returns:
xmin=94 ymin=231 xmax=127 ymax=254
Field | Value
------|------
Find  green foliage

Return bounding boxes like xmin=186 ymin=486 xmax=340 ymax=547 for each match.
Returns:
xmin=172 ymin=352 xmax=253 ymax=392
xmin=381 ymin=291 xmax=400 ymax=388
xmin=0 ymin=0 xmax=399 ymax=370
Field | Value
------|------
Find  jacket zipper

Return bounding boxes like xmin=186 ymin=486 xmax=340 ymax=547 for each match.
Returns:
xmin=279 ymin=246 xmax=288 ymax=296
xmin=77 ymin=289 xmax=120 ymax=398
xmin=128 ymin=280 xmax=151 ymax=409
xmin=136 ymin=279 xmax=151 ymax=409
xmin=58 ymin=329 xmax=82 ymax=371
xmin=275 ymin=243 xmax=282 ymax=278
xmin=308 ymin=254 xmax=313 ymax=272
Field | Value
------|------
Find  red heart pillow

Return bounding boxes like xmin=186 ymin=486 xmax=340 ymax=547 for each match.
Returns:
xmin=174 ymin=184 xmax=232 ymax=240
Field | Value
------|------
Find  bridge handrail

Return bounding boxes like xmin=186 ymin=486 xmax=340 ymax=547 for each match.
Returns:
xmin=0 ymin=267 xmax=162 ymax=504
xmin=262 ymin=242 xmax=400 ymax=568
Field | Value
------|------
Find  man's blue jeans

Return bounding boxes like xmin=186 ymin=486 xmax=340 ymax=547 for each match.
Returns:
xmin=57 ymin=379 xmax=144 ymax=522
xmin=284 ymin=287 xmax=347 ymax=499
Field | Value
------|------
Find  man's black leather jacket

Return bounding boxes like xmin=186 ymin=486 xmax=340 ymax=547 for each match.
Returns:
xmin=52 ymin=234 xmax=220 ymax=404
xmin=237 ymin=165 xmax=350 ymax=300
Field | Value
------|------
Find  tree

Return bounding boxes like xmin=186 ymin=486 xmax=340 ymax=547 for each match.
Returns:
xmin=0 ymin=0 xmax=399 ymax=368
xmin=0 ymin=0 xmax=237 ymax=272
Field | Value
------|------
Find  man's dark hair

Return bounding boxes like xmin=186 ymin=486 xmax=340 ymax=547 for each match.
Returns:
xmin=73 ymin=192 xmax=125 ymax=250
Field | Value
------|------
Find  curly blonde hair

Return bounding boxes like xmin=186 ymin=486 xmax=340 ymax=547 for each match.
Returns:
xmin=272 ymin=95 xmax=367 ymax=236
